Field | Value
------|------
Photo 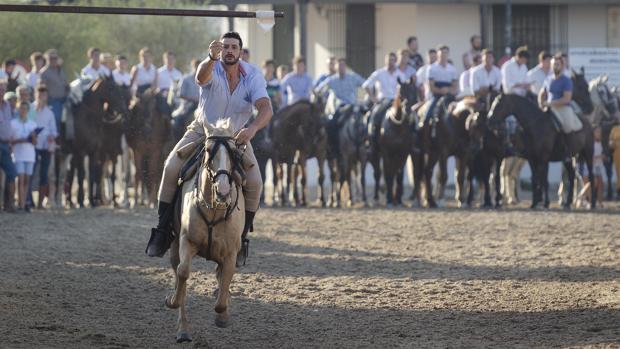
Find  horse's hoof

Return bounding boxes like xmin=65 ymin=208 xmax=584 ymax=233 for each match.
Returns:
xmin=213 ymin=287 xmax=220 ymax=298
xmin=215 ymin=315 xmax=232 ymax=328
xmin=165 ymin=295 xmax=179 ymax=309
xmin=563 ymin=204 xmax=571 ymax=211
xmin=176 ymin=331 xmax=192 ymax=343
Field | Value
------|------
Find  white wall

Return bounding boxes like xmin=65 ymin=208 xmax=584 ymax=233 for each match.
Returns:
xmin=375 ymin=4 xmax=418 ymax=69
xmin=306 ymin=4 xmax=330 ymax=77
xmin=234 ymin=4 xmax=274 ymax=68
xmin=567 ymin=5 xmax=608 ymax=48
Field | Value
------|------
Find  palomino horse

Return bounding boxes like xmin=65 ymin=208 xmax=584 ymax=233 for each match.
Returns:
xmin=380 ymin=89 xmax=414 ymax=206
xmin=166 ymin=119 xmax=248 ymax=342
xmin=66 ymin=76 xmax=128 ymax=207
xmin=488 ymin=93 xmax=595 ymax=209
xmin=125 ymin=89 xmax=173 ymax=206
xmin=271 ymin=97 xmax=327 ymax=206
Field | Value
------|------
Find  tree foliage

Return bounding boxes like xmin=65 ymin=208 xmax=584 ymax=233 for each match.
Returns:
xmin=0 ymin=0 xmax=218 ymax=75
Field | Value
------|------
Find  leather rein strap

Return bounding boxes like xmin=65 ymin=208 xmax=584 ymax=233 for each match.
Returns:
xmin=193 ymin=136 xmax=243 ymax=261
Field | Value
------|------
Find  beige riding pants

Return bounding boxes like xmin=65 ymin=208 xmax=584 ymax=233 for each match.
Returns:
xmin=157 ymin=119 xmax=262 ymax=212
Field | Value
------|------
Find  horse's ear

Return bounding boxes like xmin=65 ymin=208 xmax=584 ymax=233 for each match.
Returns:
xmin=580 ymin=66 xmax=585 ymax=75
xmin=204 ymin=121 xmax=214 ymax=135
xmin=603 ymin=75 xmax=609 ymax=83
xmin=224 ymin=118 xmax=232 ymax=132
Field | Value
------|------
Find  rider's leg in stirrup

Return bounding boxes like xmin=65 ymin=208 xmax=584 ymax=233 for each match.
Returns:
xmin=146 ymin=120 xmax=204 ymax=257
xmin=237 ymin=142 xmax=263 ymax=267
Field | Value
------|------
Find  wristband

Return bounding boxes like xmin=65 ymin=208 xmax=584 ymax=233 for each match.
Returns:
xmin=209 ymin=53 xmax=220 ymax=61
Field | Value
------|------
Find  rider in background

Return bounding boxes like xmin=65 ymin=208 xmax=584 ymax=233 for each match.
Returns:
xmin=157 ymin=51 xmax=182 ymax=97
xmin=280 ymin=56 xmax=313 ymax=106
xmin=462 ymin=35 xmax=482 ymax=71
xmin=172 ymin=58 xmax=200 ymax=140
xmin=416 ymin=48 xmax=437 ymax=102
xmin=313 ymin=56 xmax=336 ymax=89
xmin=397 ymin=49 xmax=416 ymax=84
xmin=470 ymin=49 xmax=501 ymax=101
xmin=501 ymin=46 xmax=531 ymax=98
xmin=81 ymin=47 xmax=110 ymax=79
xmin=363 ymin=52 xmax=399 ymax=144
xmin=424 ymin=45 xmax=458 ymax=125
xmin=406 ymin=36 xmax=424 ymax=71
xmin=527 ymin=51 xmax=552 ymax=96
xmin=459 ymin=54 xmax=481 ymax=98
xmin=112 ymin=55 xmax=132 ymax=88
xmin=276 ymin=64 xmax=289 ymax=110
xmin=263 ymin=59 xmax=281 ymax=111
xmin=130 ymin=47 xmax=158 ymax=96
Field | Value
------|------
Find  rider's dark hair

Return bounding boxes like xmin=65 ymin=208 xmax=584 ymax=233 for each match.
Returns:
xmin=437 ymin=45 xmax=449 ymax=52
xmin=515 ymin=46 xmax=530 ymax=59
xmin=470 ymin=34 xmax=481 ymax=44
xmin=538 ymin=51 xmax=552 ymax=62
xmin=3 ymin=59 xmax=16 ymax=67
xmin=427 ymin=48 xmax=437 ymax=55
xmin=221 ymin=32 xmax=243 ymax=49
xmin=407 ymin=36 xmax=417 ymax=45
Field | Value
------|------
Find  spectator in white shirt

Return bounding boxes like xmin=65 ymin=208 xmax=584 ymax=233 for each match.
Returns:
xmin=26 ymin=52 xmax=45 ymax=90
xmin=112 ymin=55 xmax=132 ymax=88
xmin=459 ymin=53 xmax=481 ymax=97
xmin=501 ymin=46 xmax=531 ymax=97
xmin=100 ymin=52 xmax=115 ymax=75
xmin=471 ymin=49 xmax=502 ymax=98
xmin=363 ymin=52 xmax=399 ymax=103
xmin=527 ymin=51 xmax=552 ymax=96
xmin=11 ymin=101 xmax=37 ymax=211
xmin=81 ymin=47 xmax=110 ymax=80
xmin=32 ymin=85 xmax=57 ymax=208
xmin=130 ymin=47 xmax=158 ymax=95
xmin=416 ymin=48 xmax=437 ymax=102
xmin=157 ymin=51 xmax=183 ymax=93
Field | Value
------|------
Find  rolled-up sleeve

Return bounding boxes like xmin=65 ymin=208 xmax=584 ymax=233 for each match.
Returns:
xmin=362 ymin=71 xmax=378 ymax=90
xmin=250 ymin=73 xmax=269 ymax=104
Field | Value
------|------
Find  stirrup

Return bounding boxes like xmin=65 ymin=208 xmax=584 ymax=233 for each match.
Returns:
xmin=236 ymin=238 xmax=250 ymax=267
xmin=145 ymin=227 xmax=174 ymax=258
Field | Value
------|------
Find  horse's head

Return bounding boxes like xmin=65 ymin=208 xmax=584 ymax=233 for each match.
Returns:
xmin=571 ymin=69 xmax=594 ymax=115
xmin=397 ymin=76 xmax=417 ymax=111
xmin=387 ymin=83 xmax=408 ymax=125
xmin=201 ymin=119 xmax=242 ymax=209
xmin=487 ymin=92 xmax=512 ymax=130
xmin=91 ymin=75 xmax=129 ymax=123
xmin=590 ymin=76 xmax=619 ymax=119
xmin=465 ymin=111 xmax=486 ymax=154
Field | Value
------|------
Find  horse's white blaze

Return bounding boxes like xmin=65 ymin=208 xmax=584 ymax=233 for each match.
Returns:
xmin=215 ymin=146 xmax=230 ymax=197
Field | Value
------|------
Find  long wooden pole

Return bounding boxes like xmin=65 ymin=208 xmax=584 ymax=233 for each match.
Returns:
xmin=0 ymin=4 xmax=284 ymax=18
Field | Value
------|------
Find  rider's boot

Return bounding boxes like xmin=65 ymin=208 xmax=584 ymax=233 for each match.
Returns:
xmin=146 ymin=201 xmax=174 ymax=257
xmin=236 ymin=210 xmax=255 ymax=268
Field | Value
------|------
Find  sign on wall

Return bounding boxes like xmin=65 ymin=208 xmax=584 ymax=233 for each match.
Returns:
xmin=569 ymin=47 xmax=620 ymax=87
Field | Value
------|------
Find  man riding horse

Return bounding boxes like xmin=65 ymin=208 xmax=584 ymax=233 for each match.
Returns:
xmin=146 ymin=32 xmax=273 ymax=266
xmin=363 ymin=52 xmax=399 ymax=145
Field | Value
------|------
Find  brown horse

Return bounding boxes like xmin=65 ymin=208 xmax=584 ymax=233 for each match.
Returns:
xmin=65 ymin=76 xmax=128 ymax=207
xmin=125 ymin=89 xmax=173 ymax=206
xmin=271 ymin=97 xmax=327 ymax=206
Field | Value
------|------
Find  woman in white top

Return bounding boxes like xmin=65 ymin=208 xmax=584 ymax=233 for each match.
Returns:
xmin=11 ymin=101 xmax=37 ymax=211
xmin=130 ymin=47 xmax=158 ymax=95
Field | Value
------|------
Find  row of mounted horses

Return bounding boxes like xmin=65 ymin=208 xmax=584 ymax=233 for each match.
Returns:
xmin=59 ymin=70 xmax=618 ymax=211
xmin=252 ymin=70 xmax=619 ymax=210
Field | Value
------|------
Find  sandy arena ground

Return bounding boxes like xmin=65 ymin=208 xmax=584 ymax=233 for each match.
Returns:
xmin=1 ymin=203 xmax=619 ymax=348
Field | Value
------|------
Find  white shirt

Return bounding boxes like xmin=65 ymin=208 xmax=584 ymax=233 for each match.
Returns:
xmin=26 ymin=71 xmax=41 ymax=88
xmin=427 ymin=62 xmax=458 ymax=86
xmin=81 ymin=63 xmax=110 ymax=79
xmin=471 ymin=64 xmax=502 ymax=93
xmin=416 ymin=64 xmax=432 ymax=100
xmin=10 ymin=118 xmax=37 ymax=162
xmin=397 ymin=65 xmax=416 ymax=82
xmin=32 ymin=104 xmax=57 ymax=151
xmin=362 ymin=67 xmax=400 ymax=100
xmin=527 ymin=65 xmax=552 ymax=96
xmin=501 ymin=57 xmax=529 ymax=96
xmin=112 ymin=69 xmax=131 ymax=87
xmin=459 ymin=69 xmax=473 ymax=96
xmin=134 ymin=63 xmax=157 ymax=87
xmin=157 ymin=66 xmax=182 ymax=91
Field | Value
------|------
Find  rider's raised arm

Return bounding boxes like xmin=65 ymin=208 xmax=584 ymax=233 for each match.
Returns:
xmin=196 ymin=40 xmax=222 ymax=87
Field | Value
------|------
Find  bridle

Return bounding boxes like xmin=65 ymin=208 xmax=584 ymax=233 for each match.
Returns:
xmin=193 ymin=135 xmax=245 ymax=260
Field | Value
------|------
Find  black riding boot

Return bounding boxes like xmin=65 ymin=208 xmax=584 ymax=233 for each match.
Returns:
xmin=145 ymin=201 xmax=174 ymax=257
xmin=236 ymin=210 xmax=255 ymax=267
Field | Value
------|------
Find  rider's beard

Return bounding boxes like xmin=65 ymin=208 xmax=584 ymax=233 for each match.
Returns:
xmin=224 ymin=54 xmax=240 ymax=66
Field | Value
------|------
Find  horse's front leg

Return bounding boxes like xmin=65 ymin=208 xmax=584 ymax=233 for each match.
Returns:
xmin=395 ymin=169 xmax=404 ymax=206
xmin=214 ymin=255 xmax=236 ymax=328
xmin=542 ymin=162 xmax=550 ymax=209
xmin=165 ymin=235 xmax=197 ymax=312
xmin=494 ymin=159 xmax=503 ymax=208
xmin=436 ymin=155 xmax=448 ymax=206
xmin=167 ymin=237 xmax=191 ymax=343
xmin=564 ymin=159 xmax=575 ymax=210
xmin=455 ymin=157 xmax=466 ymax=207
xmin=316 ymin=156 xmax=326 ymax=207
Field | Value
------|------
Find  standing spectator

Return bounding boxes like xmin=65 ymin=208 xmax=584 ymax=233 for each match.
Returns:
xmin=280 ymin=56 xmax=313 ymax=105
xmin=585 ymin=127 xmax=606 ymax=208
xmin=462 ymin=35 xmax=482 ymax=70
xmin=11 ymin=101 xmax=37 ymax=212
xmin=406 ymin=36 xmax=424 ymax=70
xmin=26 ymin=52 xmax=46 ymax=90
xmin=16 ymin=85 xmax=32 ymax=105
xmin=459 ymin=54 xmax=481 ymax=97
xmin=32 ymin=85 xmax=57 ymax=209
xmin=313 ymin=56 xmax=336 ymax=89
xmin=424 ymin=45 xmax=458 ymax=124
xmin=527 ymin=51 xmax=552 ymax=96
xmin=81 ymin=47 xmax=110 ymax=79
xmin=501 ymin=46 xmax=531 ymax=97
xmin=112 ymin=55 xmax=131 ymax=88
xmin=157 ymin=51 xmax=183 ymax=94
xmin=242 ymin=48 xmax=250 ymax=62
xmin=276 ymin=64 xmax=289 ymax=110
xmin=609 ymin=115 xmax=620 ymax=200
xmin=4 ymin=91 xmax=18 ymax=119
xmin=263 ymin=60 xmax=281 ymax=111
xmin=39 ymin=49 xmax=69 ymax=131
xmin=416 ymin=48 xmax=437 ymax=102
xmin=0 ymin=79 xmax=17 ymax=212
xmin=3 ymin=59 xmax=21 ymax=92
xmin=471 ymin=49 xmax=502 ymax=98
xmin=397 ymin=49 xmax=416 ymax=83
xmin=130 ymin=47 xmax=158 ymax=95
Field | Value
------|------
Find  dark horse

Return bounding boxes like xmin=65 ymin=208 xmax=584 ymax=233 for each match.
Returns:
xmin=337 ymin=104 xmax=369 ymax=206
xmin=125 ymin=89 xmax=173 ymax=206
xmin=488 ymin=93 xmax=595 ymax=209
xmin=271 ymin=97 xmax=327 ymax=207
xmin=66 ymin=76 xmax=128 ymax=207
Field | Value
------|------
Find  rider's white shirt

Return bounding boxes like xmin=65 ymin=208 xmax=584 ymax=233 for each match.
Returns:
xmin=416 ymin=64 xmax=432 ymax=100
xmin=112 ymin=69 xmax=131 ymax=87
xmin=527 ymin=65 xmax=552 ymax=96
xmin=157 ymin=66 xmax=182 ymax=91
xmin=134 ymin=63 xmax=157 ymax=87
xmin=362 ymin=67 xmax=399 ymax=100
xmin=501 ymin=57 xmax=529 ymax=96
xmin=459 ymin=68 xmax=473 ymax=96
xmin=427 ymin=62 xmax=458 ymax=86
xmin=471 ymin=64 xmax=502 ymax=93
xmin=81 ymin=64 xmax=110 ymax=80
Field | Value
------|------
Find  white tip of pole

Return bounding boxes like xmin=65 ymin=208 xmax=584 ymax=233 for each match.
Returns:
xmin=256 ymin=10 xmax=275 ymax=31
